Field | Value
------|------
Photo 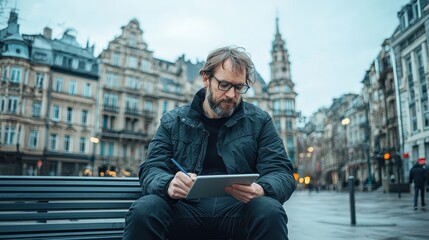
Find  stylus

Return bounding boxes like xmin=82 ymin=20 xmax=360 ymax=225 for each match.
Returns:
xmin=170 ymin=158 xmax=192 ymax=179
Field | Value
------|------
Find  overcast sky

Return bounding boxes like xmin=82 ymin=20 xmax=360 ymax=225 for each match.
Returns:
xmin=1 ymin=0 xmax=409 ymax=117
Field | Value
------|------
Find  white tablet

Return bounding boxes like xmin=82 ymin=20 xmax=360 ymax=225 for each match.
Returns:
xmin=185 ymin=173 xmax=260 ymax=199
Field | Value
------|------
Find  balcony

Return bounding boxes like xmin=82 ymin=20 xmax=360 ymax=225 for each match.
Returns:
xmin=119 ymin=130 xmax=149 ymax=141
xmin=103 ymin=104 xmax=119 ymax=113
xmin=125 ymin=108 xmax=140 ymax=116
xmin=143 ymin=110 xmax=155 ymax=119
xmin=273 ymin=110 xmax=296 ymax=117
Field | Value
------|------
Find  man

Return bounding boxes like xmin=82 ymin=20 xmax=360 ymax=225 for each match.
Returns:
xmin=409 ymin=160 xmax=426 ymax=210
xmin=123 ymin=46 xmax=296 ymax=239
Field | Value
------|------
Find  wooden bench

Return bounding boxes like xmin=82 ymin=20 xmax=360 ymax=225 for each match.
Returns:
xmin=0 ymin=176 xmax=142 ymax=240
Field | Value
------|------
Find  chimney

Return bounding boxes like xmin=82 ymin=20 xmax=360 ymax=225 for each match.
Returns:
xmin=43 ymin=27 xmax=52 ymax=40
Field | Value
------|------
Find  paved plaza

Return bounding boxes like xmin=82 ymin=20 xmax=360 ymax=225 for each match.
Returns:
xmin=284 ymin=189 xmax=428 ymax=239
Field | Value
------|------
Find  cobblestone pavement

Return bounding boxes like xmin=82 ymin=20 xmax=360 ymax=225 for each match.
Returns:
xmin=284 ymin=189 xmax=428 ymax=240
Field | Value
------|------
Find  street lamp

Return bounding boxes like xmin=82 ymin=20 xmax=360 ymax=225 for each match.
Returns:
xmin=337 ymin=117 xmax=350 ymax=190
xmin=90 ymin=137 xmax=99 ymax=176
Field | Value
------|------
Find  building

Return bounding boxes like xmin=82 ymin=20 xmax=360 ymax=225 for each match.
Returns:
xmin=268 ymin=18 xmax=298 ymax=162
xmin=1 ymin=11 xmax=298 ymax=176
xmin=390 ymin=0 xmax=429 ymax=176
xmin=0 ymin=10 xmax=99 ymax=175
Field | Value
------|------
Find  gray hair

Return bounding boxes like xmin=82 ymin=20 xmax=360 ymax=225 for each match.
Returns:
xmin=199 ymin=46 xmax=255 ymax=85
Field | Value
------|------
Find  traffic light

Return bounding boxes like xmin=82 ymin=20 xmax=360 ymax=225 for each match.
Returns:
xmin=383 ymin=152 xmax=391 ymax=160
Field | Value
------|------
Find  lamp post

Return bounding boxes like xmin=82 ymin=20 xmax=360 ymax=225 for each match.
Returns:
xmin=341 ymin=117 xmax=351 ymax=175
xmin=90 ymin=137 xmax=99 ymax=176
xmin=342 ymin=117 xmax=356 ymax=225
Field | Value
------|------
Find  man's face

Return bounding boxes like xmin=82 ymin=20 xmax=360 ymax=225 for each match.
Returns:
xmin=203 ymin=59 xmax=245 ymax=118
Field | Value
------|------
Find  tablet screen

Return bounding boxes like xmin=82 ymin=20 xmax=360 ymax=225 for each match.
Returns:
xmin=185 ymin=173 xmax=260 ymax=199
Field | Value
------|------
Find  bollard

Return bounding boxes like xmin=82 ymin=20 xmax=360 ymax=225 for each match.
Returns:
xmin=348 ymin=176 xmax=356 ymax=226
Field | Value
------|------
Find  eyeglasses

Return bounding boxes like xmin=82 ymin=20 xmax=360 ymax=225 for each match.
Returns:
xmin=211 ymin=76 xmax=250 ymax=94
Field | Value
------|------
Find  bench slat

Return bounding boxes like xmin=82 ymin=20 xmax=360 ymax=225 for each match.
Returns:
xmin=0 ymin=222 xmax=124 ymax=240
xmin=0 ymin=192 xmax=142 ymax=200
xmin=0 ymin=211 xmax=128 ymax=221
xmin=0 ymin=202 xmax=132 ymax=211
xmin=0 ymin=176 xmax=141 ymax=239
xmin=0 ymin=186 xmax=141 ymax=193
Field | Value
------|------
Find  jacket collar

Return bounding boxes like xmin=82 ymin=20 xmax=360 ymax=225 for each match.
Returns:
xmin=188 ymin=88 xmax=245 ymax=126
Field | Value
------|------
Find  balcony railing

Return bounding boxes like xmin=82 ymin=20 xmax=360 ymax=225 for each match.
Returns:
xmin=125 ymin=108 xmax=140 ymax=116
xmin=273 ymin=110 xmax=296 ymax=117
xmin=103 ymin=104 xmax=119 ymax=112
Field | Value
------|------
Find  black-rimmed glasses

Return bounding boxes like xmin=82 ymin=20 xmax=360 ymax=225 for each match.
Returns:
xmin=211 ymin=76 xmax=250 ymax=94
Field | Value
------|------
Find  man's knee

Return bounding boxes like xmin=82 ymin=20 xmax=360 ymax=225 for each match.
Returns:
xmin=247 ymin=196 xmax=287 ymax=220
xmin=126 ymin=194 xmax=171 ymax=224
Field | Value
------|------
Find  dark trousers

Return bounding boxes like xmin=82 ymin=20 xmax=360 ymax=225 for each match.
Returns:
xmin=123 ymin=195 xmax=288 ymax=240
xmin=414 ymin=185 xmax=426 ymax=207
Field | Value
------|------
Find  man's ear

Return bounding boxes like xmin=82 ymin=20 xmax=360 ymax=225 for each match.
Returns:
xmin=203 ymin=73 xmax=210 ymax=87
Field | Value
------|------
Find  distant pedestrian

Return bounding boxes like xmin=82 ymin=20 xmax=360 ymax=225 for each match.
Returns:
xmin=409 ymin=161 xmax=427 ymax=210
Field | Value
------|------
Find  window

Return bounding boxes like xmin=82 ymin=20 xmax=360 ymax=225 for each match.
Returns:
xmin=29 ymin=130 xmax=38 ymax=148
xmin=126 ymin=95 xmax=139 ymax=112
xmin=141 ymin=59 xmax=149 ymax=71
xmin=64 ymin=135 xmax=72 ymax=152
xmin=7 ymin=96 xmax=18 ymax=113
xmin=36 ymin=72 xmax=44 ymax=88
xmin=163 ymin=101 xmax=168 ymax=114
xmin=4 ymin=127 xmax=15 ymax=145
xmin=145 ymin=82 xmax=153 ymax=93
xmin=416 ymin=48 xmax=427 ymax=101
xmin=406 ymin=56 xmax=415 ymax=102
xmin=108 ymin=142 xmax=114 ymax=156
xmin=129 ymin=34 xmax=137 ymax=47
xmin=285 ymin=85 xmax=291 ymax=93
xmin=71 ymin=59 xmax=78 ymax=69
xmin=102 ymin=115 xmax=109 ymax=129
xmin=285 ymin=99 xmax=294 ymax=113
xmin=52 ymin=105 xmax=60 ymax=121
xmin=411 ymin=105 xmax=417 ymax=132
xmin=54 ymin=78 xmax=63 ymax=92
xmin=32 ymin=101 xmax=41 ymax=117
xmin=2 ymin=67 xmax=8 ymax=82
xmin=144 ymin=100 xmax=152 ymax=111
xmin=66 ymin=107 xmax=73 ymax=124
xmin=287 ymin=136 xmax=294 ymax=149
xmin=106 ymin=73 xmax=119 ymax=87
xmin=112 ymin=52 xmax=120 ymax=66
xmin=103 ymin=92 xmax=118 ymax=107
xmin=69 ymin=81 xmax=76 ymax=95
xmin=81 ymin=110 xmax=88 ymax=126
xmin=286 ymin=120 xmax=292 ymax=130
xmin=125 ymin=76 xmax=140 ymax=89
xmin=79 ymin=137 xmax=86 ymax=153
xmin=85 ymin=63 xmax=92 ymax=72
xmin=273 ymin=100 xmax=280 ymax=114
xmin=274 ymin=119 xmax=280 ymax=130
xmin=50 ymin=133 xmax=57 ymax=150
xmin=128 ymin=56 xmax=137 ymax=68
xmin=422 ymin=100 xmax=429 ymax=128
xmin=83 ymin=83 xmax=91 ymax=97
xmin=0 ymin=97 xmax=5 ymax=112
xmin=100 ymin=142 xmax=105 ymax=156
xmin=55 ymin=55 xmax=63 ymax=65
xmin=10 ymin=67 xmax=21 ymax=83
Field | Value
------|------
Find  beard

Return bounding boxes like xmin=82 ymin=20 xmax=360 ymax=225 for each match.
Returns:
xmin=206 ymin=86 xmax=240 ymax=118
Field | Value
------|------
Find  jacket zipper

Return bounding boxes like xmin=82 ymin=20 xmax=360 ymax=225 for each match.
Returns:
xmin=194 ymin=130 xmax=209 ymax=174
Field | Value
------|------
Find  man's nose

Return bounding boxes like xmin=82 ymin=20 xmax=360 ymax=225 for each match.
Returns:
xmin=225 ymin=87 xmax=236 ymax=98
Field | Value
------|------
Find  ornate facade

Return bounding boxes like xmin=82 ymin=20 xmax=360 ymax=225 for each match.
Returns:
xmin=0 ymin=11 xmax=298 ymax=176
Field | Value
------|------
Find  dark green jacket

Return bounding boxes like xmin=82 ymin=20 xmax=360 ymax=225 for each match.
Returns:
xmin=139 ymin=89 xmax=296 ymax=203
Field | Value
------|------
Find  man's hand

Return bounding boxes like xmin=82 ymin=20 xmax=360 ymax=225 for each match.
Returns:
xmin=167 ymin=172 xmax=196 ymax=199
xmin=225 ymin=182 xmax=265 ymax=203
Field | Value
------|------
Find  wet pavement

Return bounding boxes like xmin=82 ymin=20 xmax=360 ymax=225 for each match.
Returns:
xmin=284 ymin=189 xmax=428 ymax=239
